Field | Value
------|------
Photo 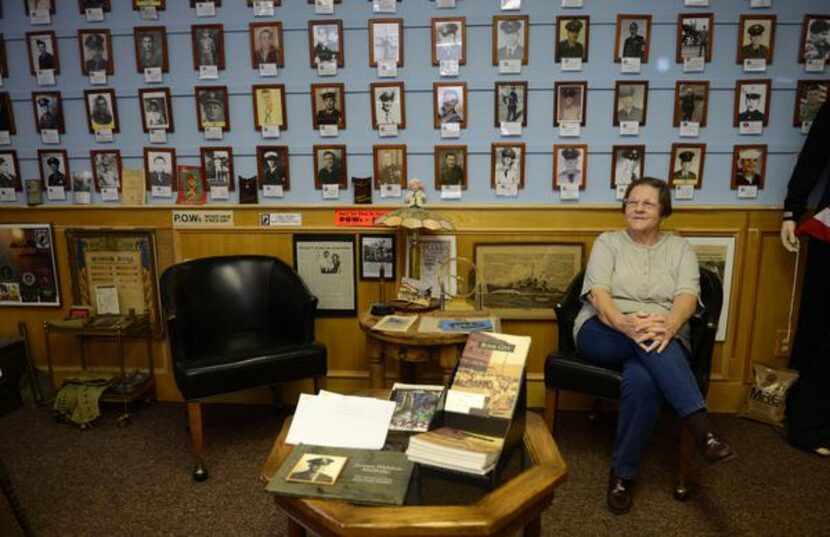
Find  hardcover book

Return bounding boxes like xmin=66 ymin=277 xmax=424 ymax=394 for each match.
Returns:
xmin=388 ymin=382 xmax=444 ymax=432
xmin=266 ymin=444 xmax=414 ymax=506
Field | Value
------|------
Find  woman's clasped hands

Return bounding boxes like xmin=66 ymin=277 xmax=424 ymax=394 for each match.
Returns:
xmin=618 ymin=311 xmax=678 ymax=354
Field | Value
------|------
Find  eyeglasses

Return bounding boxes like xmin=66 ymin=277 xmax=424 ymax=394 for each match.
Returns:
xmin=623 ymin=199 xmax=659 ymax=210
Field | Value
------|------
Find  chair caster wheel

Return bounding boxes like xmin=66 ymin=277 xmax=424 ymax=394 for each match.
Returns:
xmin=116 ymin=415 xmax=131 ymax=428
xmin=673 ymin=487 xmax=689 ymax=502
xmin=193 ymin=464 xmax=209 ymax=482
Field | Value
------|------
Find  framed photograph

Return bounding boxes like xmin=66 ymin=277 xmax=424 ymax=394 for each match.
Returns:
xmin=370 ymin=82 xmax=405 ymax=129
xmin=24 ymin=0 xmax=55 ymax=15
xmin=133 ymin=0 xmax=166 ymax=11
xmin=614 ymin=14 xmax=651 ymax=63
xmin=673 ymin=81 xmax=709 ymax=127
xmin=372 ymin=144 xmax=407 ymax=191
xmin=78 ymin=1 xmax=112 ymax=13
xmin=194 ymin=85 xmax=230 ymax=132
xmin=190 ymin=0 xmax=220 ymax=6
xmin=793 ymin=80 xmax=829 ymax=128
xmin=65 ymin=228 xmax=163 ymax=334
xmin=90 ymin=149 xmax=122 ymax=192
xmin=556 ymin=16 xmax=589 ymax=63
xmin=256 ymin=145 xmax=290 ymax=190
xmin=31 ymin=91 xmax=64 ymax=133
xmin=554 ymin=81 xmax=587 ymax=126
xmin=311 ymin=83 xmax=346 ymax=129
xmin=247 ymin=0 xmax=282 ymax=4
xmin=249 ymin=22 xmax=284 ymax=69
xmin=613 ymin=81 xmax=648 ymax=126
xmin=144 ymin=147 xmax=176 ymax=191
xmin=200 ymin=147 xmax=234 ymax=191
xmin=0 ymin=223 xmax=60 ymax=307
xmin=733 ymin=79 xmax=771 ymax=127
xmin=737 ymin=15 xmax=776 ymax=64
xmin=83 ymin=89 xmax=119 ymax=133
xmin=359 ymin=234 xmax=396 ymax=281
xmin=0 ymin=34 xmax=9 ymax=79
xmin=369 ymin=18 xmax=403 ymax=67
xmin=0 ymin=150 xmax=22 ymax=192
xmin=434 ymin=145 xmax=467 ymax=190
xmin=292 ymin=234 xmax=356 ymax=316
xmin=431 ymin=17 xmax=466 ymax=66
xmin=677 ymin=13 xmax=713 ymax=63
xmin=191 ymin=24 xmax=225 ymax=71
xmin=37 ymin=149 xmax=70 ymax=191
xmin=308 ymin=20 xmax=344 ymax=68
xmin=610 ymin=145 xmax=645 ymax=189
xmin=0 ymin=92 xmax=17 ymax=135
xmin=78 ymin=29 xmax=114 ymax=75
xmin=800 ymin=15 xmax=830 ymax=62
xmin=133 ymin=26 xmax=169 ymax=73
xmin=686 ymin=236 xmax=736 ymax=341
xmin=491 ymin=142 xmax=525 ymax=190
xmin=252 ymin=84 xmax=287 ymax=130
xmin=406 ymin=234 xmax=456 ymax=291
xmin=474 ymin=243 xmax=583 ymax=320
xmin=494 ymin=81 xmax=527 ymax=127
xmin=731 ymin=144 xmax=767 ymax=190
xmin=26 ymin=31 xmax=59 ymax=75
xmin=493 ymin=15 xmax=529 ymax=65
xmin=313 ymin=145 xmax=347 ymax=189
xmin=553 ymin=144 xmax=587 ymax=190
xmin=138 ymin=87 xmax=174 ymax=132
xmin=668 ymin=142 xmax=705 ymax=189
xmin=433 ymin=82 xmax=467 ymax=129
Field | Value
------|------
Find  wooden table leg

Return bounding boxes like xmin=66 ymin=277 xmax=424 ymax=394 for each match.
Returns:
xmin=367 ymin=339 xmax=386 ymax=389
xmin=523 ymin=515 xmax=541 ymax=537
xmin=287 ymin=519 xmax=306 ymax=537
xmin=438 ymin=345 xmax=462 ymax=386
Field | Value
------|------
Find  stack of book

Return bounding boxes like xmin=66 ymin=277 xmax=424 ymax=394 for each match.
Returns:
xmin=406 ymin=427 xmax=504 ymax=475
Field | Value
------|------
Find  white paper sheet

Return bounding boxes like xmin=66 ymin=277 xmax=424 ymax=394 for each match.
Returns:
xmin=286 ymin=392 xmax=395 ymax=449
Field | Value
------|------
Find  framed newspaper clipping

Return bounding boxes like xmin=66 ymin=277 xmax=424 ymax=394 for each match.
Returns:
xmin=293 ymin=234 xmax=356 ymax=315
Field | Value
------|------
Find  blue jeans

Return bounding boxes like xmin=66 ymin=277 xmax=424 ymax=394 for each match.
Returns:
xmin=576 ymin=316 xmax=705 ymax=480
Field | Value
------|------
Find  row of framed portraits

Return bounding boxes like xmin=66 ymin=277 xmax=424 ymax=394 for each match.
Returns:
xmin=9 ymin=78 xmax=827 ymax=140
xmin=0 ymin=142 xmax=771 ymax=199
xmin=10 ymin=13 xmax=829 ymax=83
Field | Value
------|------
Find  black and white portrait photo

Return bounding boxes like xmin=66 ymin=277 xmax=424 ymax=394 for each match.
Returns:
xmin=495 ymin=82 xmax=527 ymax=126
xmin=32 ymin=92 xmax=63 ymax=133
xmin=311 ymin=83 xmax=345 ymax=129
xmin=731 ymin=145 xmax=766 ymax=190
xmin=800 ymin=15 xmax=830 ymax=62
xmin=139 ymin=89 xmax=172 ymax=131
xmin=191 ymin=24 xmax=224 ymax=69
xmin=249 ymin=22 xmax=283 ymax=68
xmin=84 ymin=89 xmax=118 ymax=133
xmin=369 ymin=19 xmax=402 ymax=67
xmin=553 ymin=145 xmax=586 ymax=189
xmin=491 ymin=143 xmax=524 ymax=190
xmin=91 ymin=150 xmax=120 ymax=190
xmin=257 ymin=145 xmax=289 ymax=189
xmin=556 ymin=16 xmax=589 ymax=62
xmin=611 ymin=145 xmax=644 ymax=188
xmin=734 ymin=80 xmax=770 ymax=126
xmin=195 ymin=86 xmax=229 ymax=130
xmin=314 ymin=145 xmax=347 ymax=188
xmin=794 ymin=81 xmax=828 ymax=127
xmin=201 ymin=147 xmax=233 ymax=189
xmin=371 ymin=83 xmax=405 ymax=128
xmin=0 ymin=151 xmax=21 ymax=191
xmin=359 ymin=235 xmax=395 ymax=280
xmin=145 ymin=149 xmax=175 ymax=188
xmin=674 ymin=81 xmax=709 ymax=126
xmin=79 ymin=30 xmax=112 ymax=75
xmin=677 ymin=14 xmax=712 ymax=63
xmin=134 ymin=27 xmax=167 ymax=72
xmin=434 ymin=83 xmax=466 ymax=128
xmin=309 ymin=21 xmax=343 ymax=67
xmin=614 ymin=82 xmax=648 ymax=125
xmin=669 ymin=143 xmax=705 ymax=188
xmin=373 ymin=145 xmax=406 ymax=189
xmin=555 ymin=82 xmax=586 ymax=126
xmin=737 ymin=15 xmax=775 ymax=63
xmin=27 ymin=31 xmax=59 ymax=74
xmin=616 ymin=15 xmax=651 ymax=62
xmin=493 ymin=16 xmax=528 ymax=65
xmin=434 ymin=145 xmax=466 ymax=189
xmin=432 ymin=18 xmax=465 ymax=65
xmin=38 ymin=149 xmax=69 ymax=189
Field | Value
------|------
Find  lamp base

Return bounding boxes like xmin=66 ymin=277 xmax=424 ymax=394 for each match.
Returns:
xmin=370 ymin=303 xmax=396 ymax=316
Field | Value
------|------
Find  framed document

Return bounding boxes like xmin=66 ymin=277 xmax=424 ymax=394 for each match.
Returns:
xmin=0 ymin=223 xmax=60 ymax=307
xmin=555 ymin=16 xmax=589 ymax=63
xmin=311 ymin=83 xmax=346 ymax=129
xmin=494 ymin=81 xmax=527 ymax=127
xmin=359 ymin=234 xmax=396 ymax=281
xmin=194 ymin=85 xmax=230 ymax=132
xmin=249 ymin=22 xmax=284 ymax=69
xmin=293 ymin=234 xmax=356 ymax=316
xmin=144 ymin=147 xmax=176 ymax=191
xmin=37 ymin=148 xmax=70 ymax=191
xmin=200 ymin=146 xmax=234 ymax=191
xmin=133 ymin=26 xmax=169 ymax=73
xmin=373 ymin=144 xmax=407 ymax=190
xmin=676 ymin=13 xmax=713 ymax=63
xmin=370 ymin=82 xmax=406 ymax=130
xmin=610 ymin=145 xmax=645 ymax=189
xmin=313 ymin=145 xmax=347 ymax=189
xmin=673 ymin=81 xmax=709 ymax=127
xmin=554 ymin=81 xmax=587 ymax=126
xmin=492 ymin=15 xmax=529 ymax=65
xmin=256 ymin=145 xmax=290 ymax=190
xmin=733 ymin=79 xmax=771 ymax=127
xmin=737 ymin=14 xmax=776 ymax=64
xmin=614 ymin=14 xmax=651 ymax=63
xmin=65 ymin=228 xmax=163 ymax=334
xmin=491 ymin=142 xmax=525 ymax=190
xmin=431 ymin=17 xmax=466 ymax=66
xmin=731 ymin=144 xmax=767 ymax=190
xmin=369 ymin=18 xmax=403 ymax=67
xmin=668 ymin=142 xmax=706 ymax=189
xmin=31 ymin=91 xmax=64 ymax=133
xmin=309 ymin=20 xmax=344 ymax=68
xmin=434 ymin=145 xmax=467 ymax=190
xmin=191 ymin=24 xmax=225 ymax=71
xmin=553 ymin=144 xmax=587 ymax=190
xmin=78 ymin=29 xmax=114 ymax=75
xmin=26 ymin=30 xmax=60 ymax=75
xmin=90 ymin=149 xmax=122 ymax=192
xmin=138 ymin=87 xmax=174 ymax=132
xmin=252 ymin=84 xmax=287 ymax=130
xmin=83 ymin=88 xmax=119 ymax=134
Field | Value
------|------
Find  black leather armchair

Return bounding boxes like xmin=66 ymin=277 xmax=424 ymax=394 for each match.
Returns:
xmin=160 ymin=255 xmax=327 ymax=481
xmin=543 ymin=268 xmax=722 ymax=500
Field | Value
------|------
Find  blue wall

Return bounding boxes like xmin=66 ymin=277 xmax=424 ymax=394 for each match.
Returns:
xmin=0 ymin=0 xmax=825 ymax=206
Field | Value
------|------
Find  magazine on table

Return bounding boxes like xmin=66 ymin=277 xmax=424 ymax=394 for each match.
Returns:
xmin=388 ymin=383 xmax=445 ymax=432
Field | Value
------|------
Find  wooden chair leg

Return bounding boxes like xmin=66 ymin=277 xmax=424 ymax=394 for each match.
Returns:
xmin=543 ymin=386 xmax=559 ymax=433
xmin=588 ymin=398 xmax=602 ymax=424
xmin=187 ymin=401 xmax=208 ymax=482
xmin=314 ymin=375 xmax=327 ymax=394
xmin=674 ymin=420 xmax=695 ymax=501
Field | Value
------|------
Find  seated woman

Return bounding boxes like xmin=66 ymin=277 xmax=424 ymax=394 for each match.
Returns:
xmin=574 ymin=177 xmax=734 ymax=515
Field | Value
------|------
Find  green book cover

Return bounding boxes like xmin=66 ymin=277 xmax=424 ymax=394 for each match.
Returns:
xmin=266 ymin=444 xmax=414 ymax=506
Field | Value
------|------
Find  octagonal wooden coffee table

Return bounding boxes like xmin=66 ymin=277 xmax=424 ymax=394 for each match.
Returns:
xmin=260 ymin=412 xmax=567 ymax=537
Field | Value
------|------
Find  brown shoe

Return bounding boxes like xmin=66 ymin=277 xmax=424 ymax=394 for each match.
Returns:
xmin=700 ymin=432 xmax=736 ymax=464
xmin=606 ymin=471 xmax=633 ymax=515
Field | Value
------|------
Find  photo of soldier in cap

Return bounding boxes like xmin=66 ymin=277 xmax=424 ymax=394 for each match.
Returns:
xmin=495 ymin=82 xmax=527 ymax=126
xmin=312 ymin=84 xmax=345 ymax=128
xmin=673 ymin=81 xmax=709 ymax=126
xmin=669 ymin=143 xmax=705 ymax=188
xmin=0 ymin=151 xmax=20 ymax=191
xmin=738 ymin=16 xmax=775 ymax=63
xmin=434 ymin=83 xmax=466 ymax=128
xmin=801 ymin=16 xmax=830 ymax=62
xmin=554 ymin=145 xmax=586 ymax=188
xmin=556 ymin=16 xmax=589 ymax=62
xmin=677 ymin=14 xmax=711 ymax=62
xmin=435 ymin=146 xmax=466 ymax=189
xmin=614 ymin=82 xmax=648 ymax=125
xmin=84 ymin=90 xmax=117 ymax=133
xmin=314 ymin=145 xmax=346 ymax=188
xmin=611 ymin=145 xmax=644 ymax=188
xmin=735 ymin=81 xmax=770 ymax=125
xmin=92 ymin=150 xmax=119 ymax=190
xmin=371 ymin=82 xmax=404 ymax=128
xmin=33 ymin=92 xmax=62 ymax=132
xmin=794 ymin=81 xmax=828 ymax=127
xmin=615 ymin=15 xmax=650 ymax=62
xmin=27 ymin=31 xmax=59 ymax=74
xmin=257 ymin=146 xmax=289 ymax=188
xmin=732 ymin=145 xmax=766 ymax=189
xmin=192 ymin=24 xmax=223 ymax=69
xmin=39 ymin=151 xmax=68 ymax=188
xmin=555 ymin=82 xmax=586 ymax=126
xmin=79 ymin=30 xmax=112 ymax=75
xmin=134 ymin=27 xmax=167 ymax=72
xmin=373 ymin=145 xmax=406 ymax=189
xmin=195 ymin=86 xmax=228 ymax=130
xmin=146 ymin=151 xmax=173 ymax=188
xmin=432 ymin=18 xmax=465 ymax=65
xmin=369 ymin=19 xmax=402 ymax=66
xmin=492 ymin=143 xmax=524 ymax=190
xmin=286 ymin=453 xmax=346 ymax=485
xmin=494 ymin=16 xmax=528 ymax=64
xmin=309 ymin=21 xmax=342 ymax=67
xmin=201 ymin=147 xmax=233 ymax=189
